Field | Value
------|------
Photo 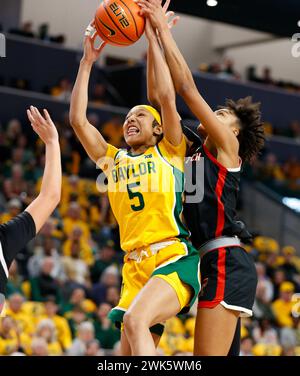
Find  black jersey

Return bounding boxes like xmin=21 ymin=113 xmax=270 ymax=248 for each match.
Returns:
xmin=0 ymin=211 xmax=36 ymax=312
xmin=182 ymin=122 xmax=251 ymax=249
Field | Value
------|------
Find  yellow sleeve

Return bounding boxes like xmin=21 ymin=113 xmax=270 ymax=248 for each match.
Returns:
xmin=97 ymin=143 xmax=120 ymax=175
xmin=157 ymin=136 xmax=186 ymax=172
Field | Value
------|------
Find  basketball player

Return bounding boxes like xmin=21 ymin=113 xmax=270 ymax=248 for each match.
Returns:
xmin=138 ymin=0 xmax=265 ymax=355
xmin=69 ymin=20 xmax=200 ymax=356
xmin=0 ymin=107 xmax=61 ymax=314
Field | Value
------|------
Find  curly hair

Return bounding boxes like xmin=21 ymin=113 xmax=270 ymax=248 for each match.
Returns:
xmin=224 ymin=96 xmax=265 ymax=163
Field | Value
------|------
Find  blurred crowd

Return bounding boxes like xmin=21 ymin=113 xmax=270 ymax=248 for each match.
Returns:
xmin=49 ymin=79 xmax=111 ymax=106
xmin=198 ymin=60 xmax=300 ymax=95
xmin=0 ymin=21 xmax=65 ymax=45
xmin=0 ymin=114 xmax=300 ymax=356
xmin=244 ymin=152 xmax=300 ymax=198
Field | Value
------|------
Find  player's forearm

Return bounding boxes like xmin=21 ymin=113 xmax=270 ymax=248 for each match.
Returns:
xmin=39 ymin=140 xmax=62 ymax=202
xmin=149 ymin=34 xmax=175 ymax=105
xmin=26 ymin=139 xmax=62 ymax=232
xmin=158 ymin=26 xmax=196 ymax=96
xmin=147 ymin=46 xmax=161 ymax=110
xmin=69 ymin=60 xmax=93 ymax=128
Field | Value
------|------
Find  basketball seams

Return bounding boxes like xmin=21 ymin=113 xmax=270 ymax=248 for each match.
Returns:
xmin=118 ymin=0 xmax=140 ymax=38
xmin=103 ymin=0 xmax=135 ymax=43
xmin=95 ymin=14 xmax=130 ymax=46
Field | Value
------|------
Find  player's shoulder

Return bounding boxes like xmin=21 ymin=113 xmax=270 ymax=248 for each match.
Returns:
xmin=114 ymin=148 xmax=129 ymax=161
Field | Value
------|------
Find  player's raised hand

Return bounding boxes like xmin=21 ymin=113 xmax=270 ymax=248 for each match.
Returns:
xmin=162 ymin=0 xmax=180 ymax=29
xmin=27 ymin=106 xmax=58 ymax=144
xmin=82 ymin=21 xmax=107 ymax=64
xmin=137 ymin=0 xmax=177 ymax=31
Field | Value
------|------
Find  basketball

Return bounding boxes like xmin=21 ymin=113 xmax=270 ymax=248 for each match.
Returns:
xmin=94 ymin=0 xmax=145 ymax=46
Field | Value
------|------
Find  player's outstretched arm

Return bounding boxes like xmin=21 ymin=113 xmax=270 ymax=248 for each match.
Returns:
xmin=139 ymin=0 xmax=238 ymax=158
xmin=145 ymin=19 xmax=182 ymax=146
xmin=69 ymin=24 xmax=108 ymax=163
xmin=146 ymin=0 xmax=180 ymax=111
xmin=25 ymin=107 xmax=61 ymax=233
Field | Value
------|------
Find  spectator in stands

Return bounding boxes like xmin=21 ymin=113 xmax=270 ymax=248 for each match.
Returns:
xmin=63 ymin=202 xmax=91 ymax=241
xmin=3 ymin=164 xmax=28 ymax=201
xmin=62 ymin=288 xmax=96 ymax=317
xmin=62 ymin=238 xmax=91 ymax=285
xmin=272 ymin=269 xmax=287 ymax=300
xmin=5 ymin=293 xmax=34 ymax=335
xmin=32 ymin=218 xmax=62 ymax=252
xmin=261 ymin=67 xmax=274 ymax=86
xmin=272 ymin=282 xmax=295 ymax=328
xmin=93 ymin=302 xmax=120 ymax=350
xmin=208 ymin=62 xmax=222 ymax=75
xmin=280 ymin=327 xmax=297 ymax=354
xmin=67 ymin=321 xmax=96 ymax=356
xmin=9 ymin=22 xmax=35 ymax=39
xmin=84 ymin=339 xmax=104 ymax=356
xmin=0 ymin=316 xmax=31 ymax=355
xmin=38 ymin=23 xmax=49 ymax=41
xmin=283 ymin=157 xmax=300 ymax=191
xmin=38 ymin=295 xmax=72 ymax=351
xmin=34 ymin=319 xmax=63 ymax=355
xmin=90 ymin=83 xmax=110 ymax=106
xmin=252 ymin=282 xmax=276 ymax=321
xmin=90 ymin=240 xmax=116 ymax=284
xmin=51 ymin=78 xmax=72 ymax=102
xmin=256 ymin=262 xmax=274 ymax=302
xmin=252 ymin=318 xmax=279 ymax=345
xmin=101 ymin=116 xmax=124 ymax=147
xmin=28 ymin=236 xmax=64 ymax=280
xmin=239 ymin=336 xmax=255 ymax=356
xmin=7 ymin=260 xmax=27 ymax=297
xmin=288 ymin=120 xmax=300 ymax=141
xmin=279 ymin=246 xmax=299 ymax=285
xmin=105 ymin=286 xmax=120 ymax=307
xmin=31 ymin=337 xmax=49 ymax=356
xmin=30 ymin=257 xmax=62 ymax=303
xmin=5 ymin=119 xmax=22 ymax=147
xmin=246 ymin=65 xmax=260 ymax=83
xmin=66 ymin=306 xmax=88 ymax=338
xmin=90 ymin=265 xmax=120 ymax=306
xmin=258 ymin=153 xmax=285 ymax=185
xmin=62 ymin=226 xmax=93 ymax=267
xmin=0 ymin=198 xmax=22 ymax=223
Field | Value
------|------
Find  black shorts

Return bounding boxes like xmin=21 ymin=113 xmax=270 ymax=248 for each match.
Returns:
xmin=198 ymin=246 xmax=257 ymax=317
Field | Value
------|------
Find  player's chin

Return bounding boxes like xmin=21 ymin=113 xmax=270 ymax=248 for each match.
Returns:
xmin=125 ymin=134 xmax=143 ymax=146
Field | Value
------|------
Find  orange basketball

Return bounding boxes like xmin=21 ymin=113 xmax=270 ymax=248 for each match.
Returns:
xmin=94 ymin=0 xmax=145 ymax=46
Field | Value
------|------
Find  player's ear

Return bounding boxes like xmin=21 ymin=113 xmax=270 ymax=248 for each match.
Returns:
xmin=232 ymin=127 xmax=240 ymax=137
xmin=153 ymin=124 xmax=163 ymax=137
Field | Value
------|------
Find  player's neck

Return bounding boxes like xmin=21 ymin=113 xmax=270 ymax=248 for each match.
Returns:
xmin=204 ymin=138 xmax=217 ymax=156
xmin=129 ymin=144 xmax=151 ymax=156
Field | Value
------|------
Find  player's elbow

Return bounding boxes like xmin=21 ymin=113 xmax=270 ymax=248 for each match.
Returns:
xmin=43 ymin=189 xmax=61 ymax=207
xmin=69 ymin=111 xmax=85 ymax=129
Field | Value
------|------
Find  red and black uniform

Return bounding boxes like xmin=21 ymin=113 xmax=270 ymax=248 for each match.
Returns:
xmin=182 ymin=121 xmax=257 ymax=317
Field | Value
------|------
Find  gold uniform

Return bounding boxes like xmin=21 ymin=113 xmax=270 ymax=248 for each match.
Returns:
xmin=100 ymin=136 xmax=200 ymax=334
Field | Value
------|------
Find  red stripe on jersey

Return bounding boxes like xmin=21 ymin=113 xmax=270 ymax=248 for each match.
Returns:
xmin=203 ymin=144 xmax=227 ymax=173
xmin=215 ymin=168 xmax=228 ymax=237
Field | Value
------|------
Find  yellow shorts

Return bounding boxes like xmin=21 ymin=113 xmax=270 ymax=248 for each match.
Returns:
xmin=108 ymin=239 xmax=200 ymax=335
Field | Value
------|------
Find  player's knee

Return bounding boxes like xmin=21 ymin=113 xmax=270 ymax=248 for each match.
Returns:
xmin=123 ymin=310 xmax=146 ymax=335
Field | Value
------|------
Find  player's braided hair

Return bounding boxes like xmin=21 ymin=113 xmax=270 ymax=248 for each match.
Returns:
xmin=224 ymin=96 xmax=265 ymax=163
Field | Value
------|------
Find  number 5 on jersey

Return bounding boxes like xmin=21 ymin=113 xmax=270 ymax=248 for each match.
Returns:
xmin=127 ymin=182 xmax=145 ymax=211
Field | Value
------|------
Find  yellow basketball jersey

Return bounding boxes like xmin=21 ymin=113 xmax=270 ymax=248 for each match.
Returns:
xmin=100 ymin=137 xmax=189 ymax=252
